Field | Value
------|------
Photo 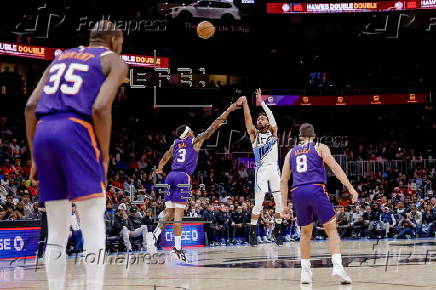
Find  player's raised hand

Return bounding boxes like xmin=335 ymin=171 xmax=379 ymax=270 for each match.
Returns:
xmin=228 ymin=101 xmax=240 ymax=112
xmin=255 ymin=88 xmax=263 ymax=103
xmin=237 ymin=96 xmax=247 ymax=105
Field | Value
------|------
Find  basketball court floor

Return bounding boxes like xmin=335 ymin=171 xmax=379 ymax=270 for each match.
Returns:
xmin=1 ymin=238 xmax=436 ymax=289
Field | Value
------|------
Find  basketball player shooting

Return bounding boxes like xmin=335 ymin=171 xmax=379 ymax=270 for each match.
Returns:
xmin=238 ymin=88 xmax=284 ymax=247
xmin=25 ymin=21 xmax=128 ymax=290
xmin=280 ymin=123 xmax=358 ymax=284
xmin=151 ymin=101 xmax=240 ymax=262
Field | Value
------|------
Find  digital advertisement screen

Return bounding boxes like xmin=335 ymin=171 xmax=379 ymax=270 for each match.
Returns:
xmin=0 ymin=223 xmax=40 ymax=261
xmin=256 ymin=93 xmax=429 ymax=106
xmin=159 ymin=223 xmax=205 ymax=249
xmin=267 ymin=1 xmax=436 ymax=14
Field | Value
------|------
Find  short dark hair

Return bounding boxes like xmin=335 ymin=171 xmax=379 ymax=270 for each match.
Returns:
xmin=89 ymin=20 xmax=122 ymax=44
xmin=176 ymin=124 xmax=188 ymax=138
xmin=299 ymin=123 xmax=315 ymax=138
xmin=258 ymin=111 xmax=268 ymax=120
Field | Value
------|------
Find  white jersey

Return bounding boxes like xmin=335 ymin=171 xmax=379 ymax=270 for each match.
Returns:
xmin=252 ymin=130 xmax=278 ymax=167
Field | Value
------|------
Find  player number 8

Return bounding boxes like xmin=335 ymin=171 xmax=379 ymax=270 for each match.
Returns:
xmin=296 ymin=155 xmax=308 ymax=173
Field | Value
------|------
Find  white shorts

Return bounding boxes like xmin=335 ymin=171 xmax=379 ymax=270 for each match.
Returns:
xmin=253 ymin=164 xmax=283 ymax=213
xmin=255 ymin=163 xmax=281 ymax=194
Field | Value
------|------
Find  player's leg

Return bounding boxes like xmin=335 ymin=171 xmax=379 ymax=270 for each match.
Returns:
xmin=313 ymin=185 xmax=351 ymax=284
xmin=270 ymin=165 xmax=284 ymax=245
xmin=291 ymin=186 xmax=315 ymax=284
xmin=250 ymin=167 xmax=267 ymax=245
xmin=33 ymin=120 xmax=71 ymax=290
xmin=171 ymin=205 xmax=187 ymax=262
xmin=44 ymin=200 xmax=71 ymax=290
xmin=150 ymin=172 xmax=176 ymax=248
xmin=169 ymin=172 xmax=190 ymax=262
xmin=300 ymin=223 xmax=314 ymax=284
xmin=75 ymin=197 xmax=106 ymax=290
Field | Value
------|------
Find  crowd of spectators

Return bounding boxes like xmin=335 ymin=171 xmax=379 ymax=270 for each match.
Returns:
xmin=0 ymin=107 xmax=435 ymax=253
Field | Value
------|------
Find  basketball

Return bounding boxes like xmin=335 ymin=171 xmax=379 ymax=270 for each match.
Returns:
xmin=197 ymin=21 xmax=215 ymax=39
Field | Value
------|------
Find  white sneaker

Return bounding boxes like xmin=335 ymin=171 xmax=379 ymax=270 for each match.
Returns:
xmin=300 ymin=267 xmax=312 ymax=284
xmin=332 ymin=264 xmax=352 ymax=284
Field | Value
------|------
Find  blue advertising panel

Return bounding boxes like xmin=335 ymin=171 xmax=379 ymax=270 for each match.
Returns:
xmin=0 ymin=222 xmax=40 ymax=260
xmin=159 ymin=223 xmax=205 ymax=249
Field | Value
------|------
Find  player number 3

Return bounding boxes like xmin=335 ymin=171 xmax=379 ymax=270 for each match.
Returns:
xmin=296 ymin=155 xmax=308 ymax=173
xmin=176 ymin=148 xmax=186 ymax=163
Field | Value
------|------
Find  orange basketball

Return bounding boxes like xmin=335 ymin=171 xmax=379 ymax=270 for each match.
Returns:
xmin=197 ymin=21 xmax=215 ymax=39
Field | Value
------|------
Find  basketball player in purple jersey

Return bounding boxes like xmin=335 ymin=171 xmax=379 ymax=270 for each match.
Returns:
xmin=152 ymin=101 xmax=240 ymax=261
xmin=280 ymin=123 xmax=358 ymax=284
xmin=25 ymin=21 xmax=127 ymax=290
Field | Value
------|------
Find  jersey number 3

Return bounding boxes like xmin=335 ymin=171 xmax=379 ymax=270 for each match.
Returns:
xmin=176 ymin=148 xmax=186 ymax=163
xmin=296 ymin=155 xmax=308 ymax=173
xmin=43 ymin=63 xmax=89 ymax=95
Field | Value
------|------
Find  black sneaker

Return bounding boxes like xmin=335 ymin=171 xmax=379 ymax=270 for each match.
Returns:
xmin=170 ymin=247 xmax=187 ymax=263
xmin=273 ymin=224 xmax=283 ymax=246
xmin=249 ymin=226 xmax=258 ymax=246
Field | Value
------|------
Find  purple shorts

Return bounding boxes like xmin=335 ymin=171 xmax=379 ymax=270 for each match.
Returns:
xmin=33 ymin=113 xmax=106 ymax=202
xmin=164 ymin=171 xmax=191 ymax=203
xmin=291 ymin=184 xmax=335 ymax=227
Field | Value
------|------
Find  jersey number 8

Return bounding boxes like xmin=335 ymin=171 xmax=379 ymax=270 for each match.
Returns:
xmin=296 ymin=155 xmax=308 ymax=173
xmin=43 ymin=63 xmax=89 ymax=95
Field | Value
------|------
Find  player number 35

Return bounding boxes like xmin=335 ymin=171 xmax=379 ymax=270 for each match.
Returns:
xmin=43 ymin=63 xmax=89 ymax=95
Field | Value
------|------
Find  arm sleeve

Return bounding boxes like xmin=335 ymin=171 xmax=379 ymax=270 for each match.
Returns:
xmin=260 ymin=101 xmax=277 ymax=127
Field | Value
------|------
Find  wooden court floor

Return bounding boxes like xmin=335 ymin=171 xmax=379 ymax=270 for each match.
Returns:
xmin=1 ymin=238 xmax=436 ymax=289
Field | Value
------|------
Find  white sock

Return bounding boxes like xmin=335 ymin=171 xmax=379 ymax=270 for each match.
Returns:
xmin=153 ymin=227 xmax=162 ymax=237
xmin=251 ymin=219 xmax=258 ymax=226
xmin=76 ymin=198 xmax=106 ymax=290
xmin=45 ymin=200 xmax=71 ymax=290
xmin=301 ymin=259 xmax=311 ymax=268
xmin=175 ymin=235 xmax=182 ymax=250
xmin=332 ymin=254 xmax=342 ymax=266
xmin=275 ymin=218 xmax=282 ymax=224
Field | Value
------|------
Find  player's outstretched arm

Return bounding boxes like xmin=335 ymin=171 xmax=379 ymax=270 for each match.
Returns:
xmin=92 ymin=54 xmax=128 ymax=175
xmin=239 ymin=96 xmax=256 ymax=142
xmin=256 ymin=88 xmax=278 ymax=137
xmin=156 ymin=144 xmax=174 ymax=174
xmin=319 ymin=143 xmax=359 ymax=203
xmin=280 ymin=151 xmax=292 ymax=218
xmin=193 ymin=101 xmax=239 ymax=150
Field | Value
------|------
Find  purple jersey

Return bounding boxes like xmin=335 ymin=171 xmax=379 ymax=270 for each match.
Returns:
xmin=290 ymin=142 xmax=327 ymax=186
xmin=36 ymin=46 xmax=111 ymax=119
xmin=171 ymin=137 xmax=199 ymax=176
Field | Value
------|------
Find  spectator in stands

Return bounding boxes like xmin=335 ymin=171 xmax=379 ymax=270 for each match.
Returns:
xmin=230 ymin=206 xmax=249 ymax=244
xmin=202 ymin=205 xmax=216 ymax=245
xmin=395 ymin=214 xmax=416 ymax=239
xmin=69 ymin=204 xmax=83 ymax=253
xmin=380 ymin=206 xmax=396 ymax=238
xmin=336 ymin=206 xmax=351 ymax=238
xmin=214 ymin=205 xmax=231 ymax=245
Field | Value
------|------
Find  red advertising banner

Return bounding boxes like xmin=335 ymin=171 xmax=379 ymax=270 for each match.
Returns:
xmin=267 ymin=1 xmax=436 ymax=14
xmin=257 ymin=93 xmax=428 ymax=106
xmin=0 ymin=42 xmax=169 ymax=68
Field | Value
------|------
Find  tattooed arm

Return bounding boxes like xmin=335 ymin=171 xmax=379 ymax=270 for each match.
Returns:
xmin=193 ymin=101 xmax=239 ymax=151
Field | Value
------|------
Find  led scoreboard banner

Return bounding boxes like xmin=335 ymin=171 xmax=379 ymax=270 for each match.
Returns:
xmin=0 ymin=42 xmax=169 ymax=68
xmin=257 ymin=93 xmax=429 ymax=106
xmin=267 ymin=0 xmax=436 ymax=14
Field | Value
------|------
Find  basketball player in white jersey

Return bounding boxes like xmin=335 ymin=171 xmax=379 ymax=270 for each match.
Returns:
xmin=238 ymin=89 xmax=284 ymax=246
